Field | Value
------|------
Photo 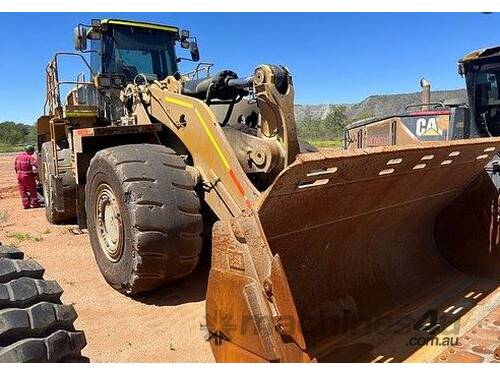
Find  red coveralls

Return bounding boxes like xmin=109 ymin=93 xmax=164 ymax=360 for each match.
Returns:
xmin=14 ymin=152 xmax=40 ymax=209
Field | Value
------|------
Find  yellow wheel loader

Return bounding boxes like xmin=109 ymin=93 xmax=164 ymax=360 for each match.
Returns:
xmin=37 ymin=20 xmax=500 ymax=363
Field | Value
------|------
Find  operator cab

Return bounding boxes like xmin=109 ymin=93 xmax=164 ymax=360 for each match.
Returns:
xmin=460 ymin=46 xmax=500 ymax=137
xmin=99 ymin=22 xmax=178 ymax=82
xmin=72 ymin=19 xmax=199 ymax=122
xmin=75 ymin=19 xmax=200 ymax=85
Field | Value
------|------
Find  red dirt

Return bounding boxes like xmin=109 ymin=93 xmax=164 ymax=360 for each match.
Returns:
xmin=0 ymin=153 xmax=214 ymax=362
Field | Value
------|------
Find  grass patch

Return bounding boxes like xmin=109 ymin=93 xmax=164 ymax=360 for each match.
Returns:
xmin=5 ymin=231 xmax=42 ymax=243
xmin=0 ymin=144 xmax=24 ymax=153
xmin=309 ymin=139 xmax=344 ymax=149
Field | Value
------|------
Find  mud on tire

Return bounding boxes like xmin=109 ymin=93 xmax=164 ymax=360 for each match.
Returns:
xmin=0 ymin=245 xmax=87 ymax=362
xmin=85 ymin=144 xmax=203 ymax=295
xmin=40 ymin=142 xmax=77 ymax=224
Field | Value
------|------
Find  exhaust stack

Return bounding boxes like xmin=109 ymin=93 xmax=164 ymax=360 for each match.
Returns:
xmin=420 ymin=78 xmax=431 ymax=110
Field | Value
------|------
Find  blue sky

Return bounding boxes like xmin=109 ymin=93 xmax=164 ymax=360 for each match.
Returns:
xmin=0 ymin=12 xmax=498 ymax=124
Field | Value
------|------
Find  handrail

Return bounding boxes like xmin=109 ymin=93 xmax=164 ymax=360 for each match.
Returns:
xmin=182 ymin=62 xmax=214 ymax=81
xmin=44 ymin=52 xmax=95 ymax=116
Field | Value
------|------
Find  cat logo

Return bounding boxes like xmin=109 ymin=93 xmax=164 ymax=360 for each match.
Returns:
xmin=416 ymin=117 xmax=443 ymax=136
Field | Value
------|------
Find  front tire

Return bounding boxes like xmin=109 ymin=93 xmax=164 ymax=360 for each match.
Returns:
xmin=85 ymin=144 xmax=203 ymax=295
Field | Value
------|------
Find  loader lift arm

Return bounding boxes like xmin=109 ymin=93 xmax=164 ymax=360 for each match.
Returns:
xmin=147 ymin=82 xmax=260 ymax=219
xmin=134 ymin=64 xmax=301 ymax=220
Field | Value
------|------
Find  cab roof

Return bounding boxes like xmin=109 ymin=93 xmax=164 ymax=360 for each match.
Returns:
xmin=460 ymin=45 xmax=500 ymax=63
xmin=100 ymin=19 xmax=179 ymax=33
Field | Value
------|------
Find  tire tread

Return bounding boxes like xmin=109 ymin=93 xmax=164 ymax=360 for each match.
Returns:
xmin=0 ymin=250 xmax=86 ymax=362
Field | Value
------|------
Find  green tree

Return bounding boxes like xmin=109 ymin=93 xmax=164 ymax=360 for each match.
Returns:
xmin=352 ymin=110 xmax=375 ymax=123
xmin=27 ymin=125 xmax=37 ymax=144
xmin=297 ymin=108 xmax=322 ymax=140
xmin=0 ymin=121 xmax=35 ymax=145
xmin=297 ymin=105 xmax=349 ymax=142
xmin=321 ymin=105 xmax=348 ymax=139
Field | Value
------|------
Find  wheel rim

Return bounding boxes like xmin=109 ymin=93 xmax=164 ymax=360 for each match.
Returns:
xmin=95 ymin=183 xmax=124 ymax=262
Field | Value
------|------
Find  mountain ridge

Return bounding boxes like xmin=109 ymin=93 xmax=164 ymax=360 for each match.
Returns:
xmin=295 ymin=88 xmax=467 ymax=123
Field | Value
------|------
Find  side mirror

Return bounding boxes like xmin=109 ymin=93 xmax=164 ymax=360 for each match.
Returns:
xmin=189 ymin=41 xmax=200 ymax=62
xmin=73 ymin=25 xmax=88 ymax=51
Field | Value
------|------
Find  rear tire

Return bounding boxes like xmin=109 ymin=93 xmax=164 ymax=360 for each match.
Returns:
xmin=0 ymin=245 xmax=87 ymax=362
xmin=40 ymin=142 xmax=77 ymax=224
xmin=85 ymin=144 xmax=203 ymax=295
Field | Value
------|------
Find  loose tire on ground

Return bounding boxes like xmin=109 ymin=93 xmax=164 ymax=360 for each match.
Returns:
xmin=0 ymin=245 xmax=87 ymax=362
xmin=85 ymin=144 xmax=203 ymax=295
xmin=40 ymin=142 xmax=77 ymax=224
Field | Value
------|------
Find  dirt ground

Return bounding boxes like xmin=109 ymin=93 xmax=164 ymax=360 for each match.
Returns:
xmin=0 ymin=153 xmax=214 ymax=362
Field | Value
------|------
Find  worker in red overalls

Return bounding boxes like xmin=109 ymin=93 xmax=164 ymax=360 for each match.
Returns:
xmin=14 ymin=145 xmax=40 ymax=209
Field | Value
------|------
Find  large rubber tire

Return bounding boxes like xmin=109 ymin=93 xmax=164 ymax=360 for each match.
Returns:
xmin=0 ymin=245 xmax=87 ymax=362
xmin=40 ymin=142 xmax=77 ymax=224
xmin=85 ymin=144 xmax=203 ymax=295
